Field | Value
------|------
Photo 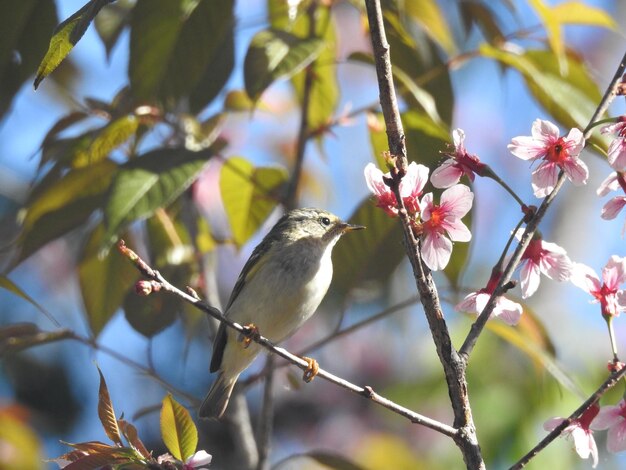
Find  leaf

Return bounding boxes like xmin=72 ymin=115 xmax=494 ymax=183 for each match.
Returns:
xmin=331 ymin=198 xmax=404 ymax=297
xmin=62 ymin=453 xmax=128 ymax=470
xmin=160 ymin=394 xmax=198 ymax=462
xmin=40 ymin=111 xmax=89 ymax=148
xmin=118 ymin=419 xmax=151 ymax=459
xmin=244 ymin=29 xmax=324 ymax=102
xmin=403 ymin=0 xmax=456 ymax=55
xmin=78 ymin=225 xmax=136 ymax=336
xmin=97 ymin=367 xmax=123 ymax=446
xmin=94 ymin=0 xmax=131 ymax=60
xmin=479 ymin=45 xmax=603 ymax=134
xmin=34 ymin=0 xmax=113 ymax=88
xmin=459 ymin=2 xmax=505 ymax=46
xmin=307 ymin=451 xmax=367 ymax=470
xmin=528 ymin=0 xmax=565 ymax=73
xmin=122 ymin=285 xmax=179 ymax=338
xmin=0 ymin=0 xmax=57 ymax=119
xmin=103 ymin=147 xmax=213 ymax=247
xmin=129 ymin=0 xmax=234 ymax=109
xmin=0 ymin=276 xmax=59 ymax=326
xmin=72 ymin=115 xmax=139 ymax=167
xmin=0 ymin=324 xmax=73 ymax=355
xmin=551 ymin=1 xmax=616 ymax=28
xmin=219 ymin=157 xmax=288 ymax=246
xmin=224 ymin=89 xmax=258 ymax=111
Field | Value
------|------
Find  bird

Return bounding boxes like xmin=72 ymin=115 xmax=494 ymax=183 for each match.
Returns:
xmin=199 ymin=208 xmax=364 ymax=419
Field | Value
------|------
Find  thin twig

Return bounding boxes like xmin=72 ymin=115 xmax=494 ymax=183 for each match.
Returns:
xmin=118 ymin=241 xmax=458 ymax=438
xmin=459 ymin=49 xmax=626 ymax=361
xmin=510 ymin=365 xmax=626 ymax=469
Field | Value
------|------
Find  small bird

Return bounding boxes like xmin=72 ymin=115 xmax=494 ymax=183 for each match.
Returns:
xmin=199 ymin=208 xmax=364 ymax=419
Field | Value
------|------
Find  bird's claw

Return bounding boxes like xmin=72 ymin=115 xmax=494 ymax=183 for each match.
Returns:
xmin=302 ymin=356 xmax=319 ymax=383
xmin=239 ymin=323 xmax=259 ymax=348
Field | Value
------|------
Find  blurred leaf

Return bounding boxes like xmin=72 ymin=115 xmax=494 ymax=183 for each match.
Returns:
xmin=34 ymin=0 xmax=114 ymax=89
xmin=21 ymin=159 xmax=116 ymax=232
xmin=0 ymin=324 xmax=73 ymax=355
xmin=72 ymin=115 xmax=139 ymax=167
xmin=353 ymin=434 xmax=423 ymax=469
xmin=306 ymin=451 xmax=367 ymax=470
xmin=552 ymin=1 xmax=616 ymax=28
xmin=118 ymin=419 xmax=151 ymax=459
xmin=0 ymin=276 xmax=59 ymax=326
xmin=129 ymin=0 xmax=234 ymax=109
xmin=195 ymin=216 xmax=216 ymax=253
xmin=479 ymin=46 xmax=602 ymax=137
xmin=103 ymin=147 xmax=213 ymax=248
xmin=123 ymin=285 xmax=179 ymax=338
xmin=161 ymin=394 xmax=197 ymax=462
xmin=444 ymin=207 xmax=472 ymax=290
xmin=244 ymin=29 xmax=324 ymax=102
xmin=459 ymin=2 xmax=505 ymax=45
xmin=224 ymin=89 xmax=259 ymax=111
xmin=0 ymin=0 xmax=57 ymax=119
xmin=528 ymin=0 xmax=565 ymax=72
xmin=97 ymin=367 xmax=123 ymax=446
xmin=60 ymin=453 xmax=129 ymax=470
xmin=402 ymin=0 xmax=456 ymax=55
xmin=0 ymin=410 xmax=42 ymax=470
xmin=367 ymin=112 xmax=390 ymax=169
xmin=220 ymin=157 xmax=288 ymax=246
xmin=94 ymin=0 xmax=132 ymax=60
xmin=78 ymin=225 xmax=136 ymax=336
xmin=332 ymin=198 xmax=404 ymax=297
xmin=40 ymin=111 xmax=89 ymax=148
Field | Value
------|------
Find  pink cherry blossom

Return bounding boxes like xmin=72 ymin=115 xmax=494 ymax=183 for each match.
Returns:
xmin=508 ymin=119 xmax=587 ymax=198
xmin=514 ymin=230 xmax=573 ymax=298
xmin=364 ymin=161 xmax=429 ymax=217
xmin=570 ymin=255 xmax=626 ymax=318
xmin=455 ymin=270 xmax=523 ymax=325
xmin=185 ymin=450 xmax=213 ymax=469
xmin=597 ymin=171 xmax=626 ymax=236
xmin=431 ymin=129 xmax=486 ymax=188
xmin=420 ymin=184 xmax=473 ymax=271
xmin=544 ymin=404 xmax=600 ymax=468
xmin=601 ymin=117 xmax=626 ymax=171
xmin=591 ymin=399 xmax=626 ymax=453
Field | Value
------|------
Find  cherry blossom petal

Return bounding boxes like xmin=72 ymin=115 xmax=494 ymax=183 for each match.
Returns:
xmin=562 ymin=158 xmax=589 ymax=186
xmin=564 ymin=127 xmax=585 ymax=156
xmin=607 ymin=421 xmax=626 ymax=453
xmin=493 ymin=297 xmax=523 ymax=325
xmin=570 ymin=263 xmax=602 ymax=295
xmin=186 ymin=450 xmax=213 ymax=468
xmin=455 ymin=292 xmax=479 ymax=313
xmin=592 ymin=404 xmax=624 ymax=430
xmin=430 ymin=160 xmax=462 ymax=188
xmin=597 ymin=172 xmax=619 ymax=196
xmin=364 ymin=163 xmax=388 ymax=196
xmin=601 ymin=197 xmax=626 ymax=220
xmin=543 ymin=417 xmax=566 ymax=431
xmin=453 ymin=128 xmax=466 ymax=150
xmin=570 ymin=426 xmax=599 ymax=467
xmin=539 ymin=241 xmax=573 ymax=281
xmin=602 ymin=255 xmax=626 ymax=290
xmin=442 ymin=218 xmax=472 ymax=242
xmin=508 ymin=136 xmax=547 ymax=160
xmin=532 ymin=119 xmax=560 ymax=143
xmin=532 ymin=162 xmax=559 ymax=198
xmin=520 ymin=259 xmax=541 ymax=298
xmin=400 ymin=162 xmax=430 ymax=199
xmin=607 ymin=138 xmax=626 ymax=171
xmin=421 ymin=230 xmax=453 ymax=271
xmin=440 ymin=184 xmax=474 ymax=217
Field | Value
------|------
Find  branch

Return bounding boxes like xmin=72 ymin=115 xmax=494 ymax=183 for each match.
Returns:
xmin=510 ymin=365 xmax=626 ymax=469
xmin=363 ymin=1 xmax=483 ymax=468
xmin=459 ymin=49 xmax=626 ymax=360
xmin=118 ymin=240 xmax=457 ymax=438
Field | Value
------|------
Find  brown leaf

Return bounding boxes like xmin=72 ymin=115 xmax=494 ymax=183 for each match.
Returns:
xmin=97 ymin=367 xmax=123 ymax=445
xmin=118 ymin=419 xmax=151 ymax=459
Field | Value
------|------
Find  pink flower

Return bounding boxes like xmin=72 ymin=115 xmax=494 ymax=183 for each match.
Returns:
xmin=431 ymin=129 xmax=486 ymax=188
xmin=570 ymin=255 xmax=626 ymax=318
xmin=364 ymin=161 xmax=429 ymax=216
xmin=508 ymin=119 xmax=587 ymax=198
xmin=597 ymin=171 xmax=626 ymax=236
xmin=544 ymin=404 xmax=600 ymax=468
xmin=515 ymin=230 xmax=573 ymax=298
xmin=455 ymin=270 xmax=523 ymax=325
xmin=184 ymin=450 xmax=212 ymax=469
xmin=420 ymin=184 xmax=473 ymax=270
xmin=591 ymin=399 xmax=626 ymax=453
xmin=601 ymin=117 xmax=626 ymax=171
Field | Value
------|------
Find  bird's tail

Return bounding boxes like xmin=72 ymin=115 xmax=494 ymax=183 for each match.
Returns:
xmin=198 ymin=372 xmax=239 ymax=419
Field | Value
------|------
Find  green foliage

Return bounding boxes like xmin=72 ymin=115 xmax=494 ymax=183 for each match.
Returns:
xmin=160 ymin=394 xmax=198 ymax=462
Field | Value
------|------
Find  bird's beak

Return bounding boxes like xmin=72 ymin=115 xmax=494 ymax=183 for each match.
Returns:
xmin=339 ymin=222 xmax=365 ymax=232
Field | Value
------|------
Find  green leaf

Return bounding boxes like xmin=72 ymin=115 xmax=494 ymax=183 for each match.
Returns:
xmin=72 ymin=115 xmax=139 ymax=167
xmin=219 ymin=157 xmax=288 ymax=246
xmin=459 ymin=2 xmax=505 ymax=45
xmin=0 ymin=0 xmax=57 ymax=119
xmin=244 ymin=29 xmax=324 ymax=102
xmin=160 ymin=394 xmax=198 ymax=462
xmin=78 ymin=225 xmax=136 ymax=336
xmin=94 ymin=0 xmax=131 ymax=60
xmin=331 ymin=198 xmax=404 ymax=297
xmin=307 ymin=451 xmax=367 ymax=470
xmin=527 ymin=0 xmax=565 ymax=73
xmin=34 ymin=0 xmax=113 ymax=89
xmin=479 ymin=45 xmax=603 ymax=134
xmin=103 ymin=147 xmax=213 ymax=247
xmin=21 ymin=159 xmax=117 ymax=232
xmin=402 ymin=0 xmax=456 ymax=55
xmin=552 ymin=1 xmax=616 ymax=28
xmin=0 ymin=276 xmax=59 ymax=326
xmin=97 ymin=367 xmax=123 ymax=446
xmin=0 ymin=324 xmax=73 ymax=354
xmin=129 ymin=0 xmax=234 ymax=109
xmin=122 ymin=284 xmax=179 ymax=338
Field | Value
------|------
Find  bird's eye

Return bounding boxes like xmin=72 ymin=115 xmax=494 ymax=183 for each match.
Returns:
xmin=320 ymin=217 xmax=331 ymax=226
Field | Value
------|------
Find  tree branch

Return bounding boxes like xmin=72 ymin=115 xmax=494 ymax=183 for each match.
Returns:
xmin=118 ymin=240 xmax=457 ymax=438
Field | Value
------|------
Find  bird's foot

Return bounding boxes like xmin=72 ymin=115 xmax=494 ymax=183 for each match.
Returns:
xmin=301 ymin=356 xmax=319 ymax=383
xmin=239 ymin=323 xmax=260 ymax=349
